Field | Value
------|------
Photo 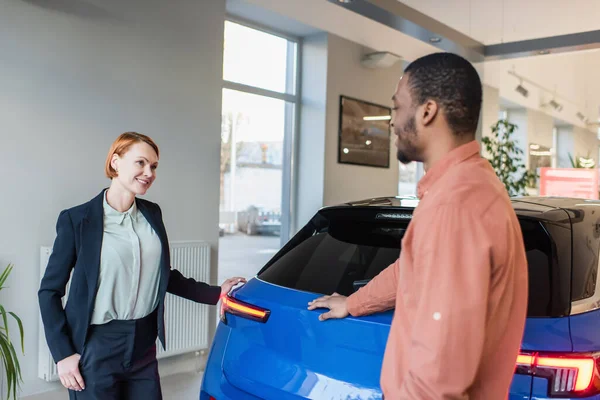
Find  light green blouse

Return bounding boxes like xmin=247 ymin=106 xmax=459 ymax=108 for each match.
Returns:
xmin=90 ymin=191 xmax=162 ymax=325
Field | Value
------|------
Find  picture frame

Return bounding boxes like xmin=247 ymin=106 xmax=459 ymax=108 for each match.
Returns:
xmin=338 ymin=95 xmax=391 ymax=168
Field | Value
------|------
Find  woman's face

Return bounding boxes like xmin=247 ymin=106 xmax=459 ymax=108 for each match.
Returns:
xmin=111 ymin=142 xmax=159 ymax=196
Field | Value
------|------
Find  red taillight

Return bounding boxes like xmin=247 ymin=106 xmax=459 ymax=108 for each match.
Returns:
xmin=220 ymin=295 xmax=270 ymax=323
xmin=517 ymin=352 xmax=600 ymax=397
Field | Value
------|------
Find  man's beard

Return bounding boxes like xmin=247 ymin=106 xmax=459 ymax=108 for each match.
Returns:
xmin=395 ymin=115 xmax=418 ymax=164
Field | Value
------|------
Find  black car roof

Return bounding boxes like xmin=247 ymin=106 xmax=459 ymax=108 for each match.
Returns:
xmin=328 ymin=195 xmax=599 ymax=225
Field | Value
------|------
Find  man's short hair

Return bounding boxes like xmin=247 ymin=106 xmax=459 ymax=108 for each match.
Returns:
xmin=404 ymin=52 xmax=482 ymax=136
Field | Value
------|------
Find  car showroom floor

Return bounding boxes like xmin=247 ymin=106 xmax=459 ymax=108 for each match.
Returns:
xmin=25 ymin=371 xmax=204 ymax=400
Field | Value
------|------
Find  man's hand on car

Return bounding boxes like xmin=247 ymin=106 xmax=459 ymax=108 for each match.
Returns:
xmin=307 ymin=292 xmax=349 ymax=321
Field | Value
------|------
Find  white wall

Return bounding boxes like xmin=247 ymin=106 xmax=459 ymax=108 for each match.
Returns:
xmin=478 ymin=84 xmax=499 ymax=158
xmin=504 ymin=108 xmax=554 ymax=170
xmin=323 ymin=34 xmax=402 ymax=206
xmin=556 ymin=126 xmax=575 ymax=168
xmin=527 ymin=109 xmax=554 ymax=149
xmin=556 ymin=126 xmax=599 ymax=168
xmin=0 ymin=0 xmax=225 ymax=396
xmin=506 ymin=109 xmax=529 ymax=168
xmin=573 ymin=127 xmax=600 ymax=165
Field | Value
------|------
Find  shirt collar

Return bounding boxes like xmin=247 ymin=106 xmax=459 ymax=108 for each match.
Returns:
xmin=417 ymin=140 xmax=481 ymax=199
xmin=103 ymin=190 xmax=138 ymax=224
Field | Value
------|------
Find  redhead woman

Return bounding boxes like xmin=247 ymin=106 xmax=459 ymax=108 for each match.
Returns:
xmin=38 ymin=132 xmax=245 ymax=399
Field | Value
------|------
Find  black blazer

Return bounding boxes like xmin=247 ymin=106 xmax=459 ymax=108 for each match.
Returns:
xmin=38 ymin=190 xmax=221 ymax=363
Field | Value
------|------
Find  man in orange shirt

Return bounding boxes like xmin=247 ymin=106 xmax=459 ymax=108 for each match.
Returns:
xmin=308 ymin=52 xmax=528 ymax=399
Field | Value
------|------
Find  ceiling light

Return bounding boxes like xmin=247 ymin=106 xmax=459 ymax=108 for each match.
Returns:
xmin=548 ymin=99 xmax=563 ymax=111
xmin=530 ymin=150 xmax=552 ymax=156
xmin=429 ymin=37 xmax=442 ymax=43
xmin=363 ymin=115 xmax=391 ymax=121
xmin=576 ymin=112 xmax=590 ymax=124
xmin=337 ymin=0 xmax=354 ymax=3
xmin=515 ymin=83 xmax=529 ymax=98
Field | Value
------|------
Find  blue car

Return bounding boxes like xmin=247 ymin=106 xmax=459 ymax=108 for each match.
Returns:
xmin=201 ymin=196 xmax=600 ymax=400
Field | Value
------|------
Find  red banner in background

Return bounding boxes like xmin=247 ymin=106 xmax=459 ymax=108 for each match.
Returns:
xmin=539 ymin=168 xmax=599 ymax=200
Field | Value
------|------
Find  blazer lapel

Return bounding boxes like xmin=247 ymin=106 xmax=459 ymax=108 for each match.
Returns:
xmin=80 ymin=190 xmax=105 ymax=301
xmin=137 ymin=199 xmax=170 ymax=294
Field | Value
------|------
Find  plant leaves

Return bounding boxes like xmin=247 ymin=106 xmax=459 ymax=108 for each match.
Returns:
xmin=8 ymin=312 xmax=24 ymax=354
xmin=0 ymin=264 xmax=24 ymax=399
xmin=0 ymin=264 xmax=13 ymax=290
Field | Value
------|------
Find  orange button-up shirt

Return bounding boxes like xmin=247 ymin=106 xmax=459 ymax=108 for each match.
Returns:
xmin=347 ymin=140 xmax=528 ymax=399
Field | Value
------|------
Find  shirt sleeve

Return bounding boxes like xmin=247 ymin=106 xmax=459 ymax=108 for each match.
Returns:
xmin=346 ymin=258 xmax=399 ymax=316
xmin=398 ymin=205 xmax=492 ymax=399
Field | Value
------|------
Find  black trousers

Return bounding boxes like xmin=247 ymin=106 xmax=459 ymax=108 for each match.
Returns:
xmin=69 ymin=310 xmax=162 ymax=400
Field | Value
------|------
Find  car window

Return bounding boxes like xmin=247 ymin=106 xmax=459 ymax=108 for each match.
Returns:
xmin=570 ymin=209 xmax=600 ymax=302
xmin=519 ymin=218 xmax=571 ymax=317
xmin=520 ymin=219 xmax=553 ymax=317
xmin=259 ymin=209 xmax=569 ymax=317
xmin=258 ymin=211 xmax=406 ymax=297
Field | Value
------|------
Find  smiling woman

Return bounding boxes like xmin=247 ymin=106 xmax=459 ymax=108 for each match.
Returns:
xmin=104 ymin=132 xmax=160 ymax=202
xmin=38 ymin=132 xmax=246 ymax=400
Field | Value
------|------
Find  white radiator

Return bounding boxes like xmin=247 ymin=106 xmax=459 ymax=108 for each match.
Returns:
xmin=38 ymin=240 xmax=212 ymax=382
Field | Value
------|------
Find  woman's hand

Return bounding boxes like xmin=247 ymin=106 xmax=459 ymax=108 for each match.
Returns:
xmin=220 ymin=277 xmax=247 ymax=296
xmin=57 ymin=353 xmax=85 ymax=391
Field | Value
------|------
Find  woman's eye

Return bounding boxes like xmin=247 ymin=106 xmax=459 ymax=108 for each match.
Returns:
xmin=151 ymin=165 xmax=157 ymax=170
xmin=137 ymin=160 xmax=144 ymax=166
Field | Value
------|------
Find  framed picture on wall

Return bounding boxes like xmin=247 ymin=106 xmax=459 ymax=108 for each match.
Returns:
xmin=338 ymin=95 xmax=391 ymax=168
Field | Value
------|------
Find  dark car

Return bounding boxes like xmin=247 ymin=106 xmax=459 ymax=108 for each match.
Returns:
xmin=202 ymin=196 xmax=600 ymax=400
xmin=237 ymin=205 xmax=281 ymax=236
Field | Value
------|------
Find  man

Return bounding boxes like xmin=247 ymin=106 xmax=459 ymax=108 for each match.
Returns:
xmin=308 ymin=52 xmax=528 ymax=399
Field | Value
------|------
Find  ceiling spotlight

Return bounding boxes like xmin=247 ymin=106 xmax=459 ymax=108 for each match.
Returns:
xmin=576 ymin=112 xmax=590 ymax=124
xmin=548 ymin=99 xmax=563 ymax=111
xmin=515 ymin=83 xmax=529 ymax=98
xmin=337 ymin=0 xmax=354 ymax=3
xmin=429 ymin=37 xmax=442 ymax=43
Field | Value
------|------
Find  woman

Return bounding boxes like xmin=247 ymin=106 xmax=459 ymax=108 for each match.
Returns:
xmin=38 ymin=132 xmax=246 ymax=399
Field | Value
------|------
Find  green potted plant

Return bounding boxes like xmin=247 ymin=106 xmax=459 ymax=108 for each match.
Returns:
xmin=482 ymin=119 xmax=537 ymax=196
xmin=0 ymin=264 xmax=24 ymax=400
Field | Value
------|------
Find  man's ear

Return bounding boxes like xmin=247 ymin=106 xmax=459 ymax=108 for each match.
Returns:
xmin=421 ymin=100 xmax=439 ymax=126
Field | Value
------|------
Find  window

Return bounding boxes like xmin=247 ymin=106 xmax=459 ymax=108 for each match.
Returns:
xmin=398 ymin=162 xmax=418 ymax=196
xmin=219 ymin=20 xmax=300 ymax=284
xmin=223 ymin=21 xmax=296 ymax=95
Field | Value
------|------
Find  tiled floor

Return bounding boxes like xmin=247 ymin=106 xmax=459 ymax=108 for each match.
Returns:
xmin=22 ymin=371 xmax=204 ymax=400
